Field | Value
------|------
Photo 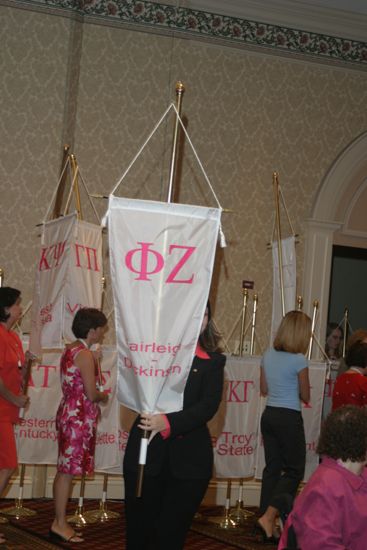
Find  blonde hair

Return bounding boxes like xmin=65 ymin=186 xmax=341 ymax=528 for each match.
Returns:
xmin=273 ymin=310 xmax=312 ymax=355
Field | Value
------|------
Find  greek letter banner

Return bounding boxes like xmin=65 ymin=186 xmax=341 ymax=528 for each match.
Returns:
xmin=210 ymin=356 xmax=261 ymax=478
xmin=30 ymin=214 xmax=102 ymax=353
xmin=270 ymin=236 xmax=296 ymax=343
xmin=16 ymin=346 xmax=120 ymax=471
xmin=106 ymin=196 xmax=221 ymax=414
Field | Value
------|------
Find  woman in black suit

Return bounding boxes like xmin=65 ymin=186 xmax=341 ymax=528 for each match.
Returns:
xmin=123 ymin=303 xmax=225 ymax=550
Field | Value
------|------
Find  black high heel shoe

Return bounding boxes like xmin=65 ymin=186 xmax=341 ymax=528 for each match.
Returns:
xmin=49 ymin=529 xmax=84 ymax=543
xmin=252 ymin=521 xmax=279 ymax=545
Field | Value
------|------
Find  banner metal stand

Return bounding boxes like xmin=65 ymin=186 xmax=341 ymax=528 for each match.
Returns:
xmin=0 ymin=465 xmax=37 ymax=519
xmin=84 ymin=474 xmax=120 ymax=522
xmin=229 ymin=478 xmax=254 ymax=524
xmin=208 ymin=480 xmax=236 ymax=529
xmin=135 ymin=81 xmax=185 ymax=498
xmin=66 ymin=475 xmax=97 ymax=527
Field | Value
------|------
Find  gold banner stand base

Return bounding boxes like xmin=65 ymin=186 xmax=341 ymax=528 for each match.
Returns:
xmin=0 ymin=499 xmax=37 ymax=520
xmin=208 ymin=509 xmax=237 ymax=530
xmin=67 ymin=505 xmax=97 ymax=528
xmin=0 ymin=516 xmax=9 ymax=524
xmin=84 ymin=501 xmax=120 ymax=523
xmin=229 ymin=500 xmax=254 ymax=525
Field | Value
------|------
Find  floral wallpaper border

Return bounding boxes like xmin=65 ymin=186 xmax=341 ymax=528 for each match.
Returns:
xmin=9 ymin=0 xmax=367 ymax=65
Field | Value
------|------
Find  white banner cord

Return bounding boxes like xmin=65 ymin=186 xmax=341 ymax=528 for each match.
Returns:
xmin=170 ymin=103 xmax=221 ymax=210
xmin=109 ymin=103 xmax=221 ymax=208
xmin=42 ymin=156 xmax=71 ymax=223
xmin=269 ymin=184 xmax=296 ymax=244
xmin=279 ymin=185 xmax=296 ymax=237
xmin=109 ymin=103 xmax=226 ymax=246
xmin=110 ymin=103 xmax=174 ymax=196
xmin=311 ymin=331 xmax=332 ymax=379
xmin=63 ymin=166 xmax=79 ymax=217
xmin=77 ymin=169 xmax=102 ymax=224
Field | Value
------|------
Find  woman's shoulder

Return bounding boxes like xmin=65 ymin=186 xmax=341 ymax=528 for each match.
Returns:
xmin=207 ymin=351 xmax=226 ymax=367
xmin=63 ymin=343 xmax=86 ymax=359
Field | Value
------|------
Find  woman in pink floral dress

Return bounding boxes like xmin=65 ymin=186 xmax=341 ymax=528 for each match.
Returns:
xmin=50 ymin=308 xmax=109 ymax=544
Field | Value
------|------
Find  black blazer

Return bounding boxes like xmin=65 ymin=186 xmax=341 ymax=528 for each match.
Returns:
xmin=123 ymin=352 xmax=226 ymax=479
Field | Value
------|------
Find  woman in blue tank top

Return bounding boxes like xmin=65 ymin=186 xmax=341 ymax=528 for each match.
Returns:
xmin=256 ymin=310 xmax=311 ymax=543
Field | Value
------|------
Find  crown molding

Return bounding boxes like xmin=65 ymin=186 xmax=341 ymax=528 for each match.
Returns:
xmin=3 ymin=0 xmax=367 ymax=67
xmin=185 ymin=0 xmax=367 ymax=42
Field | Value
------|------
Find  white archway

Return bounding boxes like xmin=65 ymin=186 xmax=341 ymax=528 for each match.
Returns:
xmin=302 ymin=131 xmax=367 ymax=354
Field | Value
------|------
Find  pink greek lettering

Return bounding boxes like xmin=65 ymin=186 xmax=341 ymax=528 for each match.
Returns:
xmin=166 ymin=245 xmax=196 ymax=284
xmin=39 ymin=248 xmax=51 ymax=271
xmin=226 ymin=380 xmax=254 ymax=403
xmin=38 ymin=240 xmax=66 ymax=271
xmin=125 ymin=242 xmax=164 ymax=281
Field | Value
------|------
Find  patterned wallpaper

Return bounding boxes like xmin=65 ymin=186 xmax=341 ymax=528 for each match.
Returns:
xmin=1 ymin=1 xmax=367 ymax=350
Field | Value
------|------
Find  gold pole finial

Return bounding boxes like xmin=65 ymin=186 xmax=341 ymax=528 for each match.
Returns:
xmin=52 ymin=144 xmax=70 ymax=219
xmin=297 ymin=296 xmax=303 ymax=310
xmin=175 ymin=81 xmax=185 ymax=94
xmin=70 ymin=154 xmax=83 ymax=220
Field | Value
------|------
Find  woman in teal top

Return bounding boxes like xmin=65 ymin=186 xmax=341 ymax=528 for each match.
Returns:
xmin=256 ymin=310 xmax=311 ymax=543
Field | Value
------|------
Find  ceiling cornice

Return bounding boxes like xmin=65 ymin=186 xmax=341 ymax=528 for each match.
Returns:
xmin=183 ymin=0 xmax=367 ymax=42
xmin=3 ymin=0 xmax=367 ymax=67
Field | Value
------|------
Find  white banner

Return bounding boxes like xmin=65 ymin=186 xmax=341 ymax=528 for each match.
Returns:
xmin=16 ymin=346 xmax=120 ymax=471
xmin=106 ymin=196 xmax=221 ymax=414
xmin=254 ymin=360 xmax=327 ymax=481
xmin=29 ymin=215 xmax=102 ymax=353
xmin=271 ymin=236 xmax=296 ymax=343
xmin=63 ymin=220 xmax=103 ymax=343
xmin=212 ymin=356 xmax=261 ymax=478
xmin=15 ymin=350 xmax=326 ymax=480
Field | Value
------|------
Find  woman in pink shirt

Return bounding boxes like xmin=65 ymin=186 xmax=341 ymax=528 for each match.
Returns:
xmin=279 ymin=405 xmax=367 ymax=550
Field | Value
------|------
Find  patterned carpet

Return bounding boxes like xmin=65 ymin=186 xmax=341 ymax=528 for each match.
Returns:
xmin=0 ymin=499 xmax=277 ymax=549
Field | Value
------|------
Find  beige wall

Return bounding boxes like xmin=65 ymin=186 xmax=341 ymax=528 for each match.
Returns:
xmin=1 ymin=4 xmax=367 ymax=350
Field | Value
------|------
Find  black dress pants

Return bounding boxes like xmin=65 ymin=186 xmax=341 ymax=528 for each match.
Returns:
xmin=259 ymin=406 xmax=306 ymax=515
xmin=124 ymin=468 xmax=209 ymax=550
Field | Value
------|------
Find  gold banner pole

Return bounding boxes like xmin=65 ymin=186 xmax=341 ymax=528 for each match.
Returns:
xmin=67 ymin=475 xmax=97 ymax=527
xmin=229 ymin=478 xmax=254 ymax=525
xmin=84 ymin=474 xmax=120 ymax=522
xmin=63 ymin=163 xmax=79 ymax=216
xmin=308 ymin=300 xmax=319 ymax=360
xmin=239 ymin=289 xmax=249 ymax=357
xmin=52 ymin=144 xmax=70 ymax=219
xmin=70 ymin=154 xmax=83 ymax=220
xmin=208 ymin=480 xmax=236 ymax=529
xmin=219 ymin=480 xmax=236 ymax=529
xmin=135 ymin=82 xmax=185 ymax=498
xmin=166 ymin=81 xmax=185 ymax=203
xmin=273 ymin=172 xmax=285 ymax=317
xmin=136 ymin=429 xmax=150 ymax=498
xmin=18 ymin=356 xmax=33 ymax=420
xmin=342 ymin=308 xmax=349 ymax=358
xmin=250 ymin=294 xmax=258 ymax=355
xmin=1 ymin=464 xmax=36 ymax=519
xmin=297 ymin=295 xmax=303 ymax=311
